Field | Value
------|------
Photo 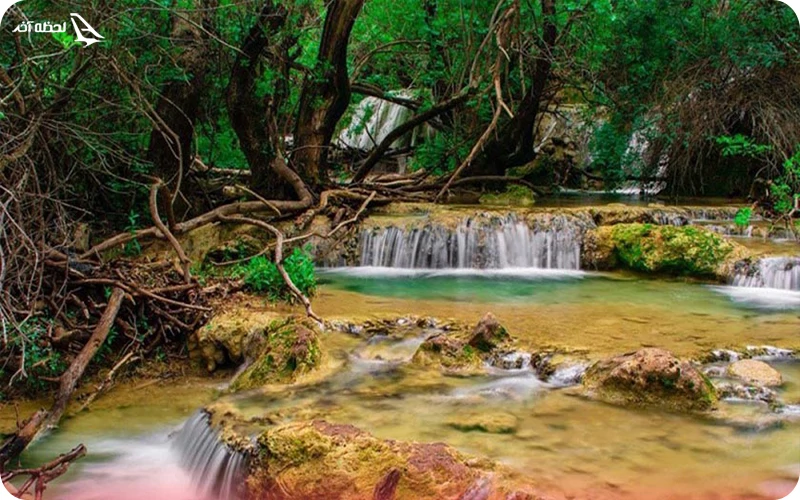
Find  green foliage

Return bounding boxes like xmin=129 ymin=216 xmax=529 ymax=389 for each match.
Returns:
xmin=734 ymin=207 xmax=752 ymax=229
xmin=51 ymin=31 xmax=76 ymax=49
xmin=7 ymin=318 xmax=68 ymax=392
xmin=715 ymin=135 xmax=773 ymax=159
xmin=124 ymin=210 xmax=143 ymax=257
xmin=609 ymin=224 xmax=734 ymax=276
xmin=241 ymin=247 xmax=317 ymax=302
xmin=772 ymin=148 xmax=800 ymax=216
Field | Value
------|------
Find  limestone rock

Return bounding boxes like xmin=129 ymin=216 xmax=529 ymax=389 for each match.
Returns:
xmin=229 ymin=317 xmax=323 ymax=391
xmin=468 ymin=313 xmax=509 ymax=352
xmin=727 ymin=359 xmax=783 ymax=387
xmin=412 ymin=334 xmax=483 ymax=371
xmin=245 ymin=420 xmax=534 ymax=499
xmin=583 ymin=348 xmax=717 ymax=412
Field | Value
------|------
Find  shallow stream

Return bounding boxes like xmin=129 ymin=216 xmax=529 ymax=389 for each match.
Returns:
xmin=5 ymin=200 xmax=800 ymax=500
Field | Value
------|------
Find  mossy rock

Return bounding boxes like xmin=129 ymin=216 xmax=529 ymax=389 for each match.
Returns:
xmin=248 ymin=420 xmax=534 ymax=499
xmin=229 ymin=317 xmax=323 ymax=391
xmin=583 ymin=348 xmax=717 ymax=412
xmin=585 ymin=224 xmax=738 ymax=277
xmin=468 ymin=312 xmax=509 ymax=352
xmin=412 ymin=314 xmax=513 ymax=372
xmin=411 ymin=334 xmax=484 ymax=371
xmin=190 ymin=314 xmax=263 ymax=372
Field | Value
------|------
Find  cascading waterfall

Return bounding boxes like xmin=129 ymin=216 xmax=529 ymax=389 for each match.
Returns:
xmin=731 ymin=257 xmax=800 ymax=291
xmin=359 ymin=214 xmax=583 ymax=270
xmin=171 ymin=411 xmax=248 ymax=500
xmin=338 ymin=94 xmax=432 ymax=151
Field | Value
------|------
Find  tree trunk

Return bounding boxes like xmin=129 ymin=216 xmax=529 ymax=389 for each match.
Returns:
xmin=227 ymin=1 xmax=293 ymax=199
xmin=146 ymin=5 xmax=213 ymax=202
xmin=293 ymin=0 xmax=365 ymax=189
xmin=472 ymin=0 xmax=557 ymax=175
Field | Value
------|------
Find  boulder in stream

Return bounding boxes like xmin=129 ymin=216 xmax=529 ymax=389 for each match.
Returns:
xmin=229 ymin=317 xmax=322 ymax=391
xmin=582 ymin=348 xmax=717 ymax=412
xmin=247 ymin=420 xmax=535 ymax=499
xmin=413 ymin=314 xmax=513 ymax=372
xmin=468 ymin=313 xmax=509 ymax=352
xmin=727 ymin=359 xmax=783 ymax=387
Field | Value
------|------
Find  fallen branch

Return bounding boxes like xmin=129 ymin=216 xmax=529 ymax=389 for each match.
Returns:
xmin=0 ymin=288 xmax=125 ymax=469
xmin=149 ymin=181 xmax=192 ymax=284
xmin=77 ymin=351 xmax=138 ymax=412
xmin=46 ymin=287 xmax=126 ymax=428
xmin=2 ymin=444 xmax=86 ymax=500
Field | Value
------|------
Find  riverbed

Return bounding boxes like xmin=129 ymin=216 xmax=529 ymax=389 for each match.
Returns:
xmin=5 ymin=267 xmax=799 ymax=500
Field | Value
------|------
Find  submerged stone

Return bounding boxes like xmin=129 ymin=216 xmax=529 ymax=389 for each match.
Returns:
xmin=727 ymin=359 xmax=783 ymax=387
xmin=446 ymin=412 xmax=519 ymax=434
xmin=582 ymin=348 xmax=717 ymax=412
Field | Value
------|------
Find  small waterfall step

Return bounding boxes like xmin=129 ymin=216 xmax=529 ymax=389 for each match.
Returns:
xmin=359 ymin=214 xmax=584 ymax=270
xmin=732 ymin=257 xmax=800 ymax=291
xmin=171 ymin=411 xmax=248 ymax=500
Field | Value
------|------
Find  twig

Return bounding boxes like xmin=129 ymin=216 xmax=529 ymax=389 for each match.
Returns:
xmin=149 ymin=181 xmax=192 ymax=284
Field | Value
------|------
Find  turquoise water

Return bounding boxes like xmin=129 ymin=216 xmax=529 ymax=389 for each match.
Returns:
xmin=319 ymin=268 xmax=800 ymax=313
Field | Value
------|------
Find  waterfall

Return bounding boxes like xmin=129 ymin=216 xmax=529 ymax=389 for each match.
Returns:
xmin=359 ymin=214 xmax=583 ymax=270
xmin=171 ymin=411 xmax=248 ymax=500
xmin=338 ymin=94 xmax=432 ymax=151
xmin=731 ymin=257 xmax=800 ymax=291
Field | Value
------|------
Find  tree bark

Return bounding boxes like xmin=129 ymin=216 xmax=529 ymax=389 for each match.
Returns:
xmin=227 ymin=1 xmax=294 ymax=199
xmin=471 ymin=0 xmax=558 ymax=175
xmin=293 ymin=0 xmax=365 ymax=188
xmin=146 ymin=5 xmax=213 ymax=199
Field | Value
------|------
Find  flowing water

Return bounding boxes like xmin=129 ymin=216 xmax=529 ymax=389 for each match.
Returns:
xmin=4 ymin=200 xmax=800 ymax=500
xmin=7 ymin=269 xmax=798 ymax=500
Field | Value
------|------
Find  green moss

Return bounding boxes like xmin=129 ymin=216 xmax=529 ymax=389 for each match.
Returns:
xmin=258 ymin=425 xmax=333 ymax=468
xmin=609 ymin=224 xmax=735 ymax=276
xmin=229 ymin=318 xmax=322 ymax=391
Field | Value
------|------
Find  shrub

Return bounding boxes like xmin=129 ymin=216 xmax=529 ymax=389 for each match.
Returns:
xmin=242 ymin=247 xmax=317 ymax=302
xmin=734 ymin=207 xmax=752 ymax=229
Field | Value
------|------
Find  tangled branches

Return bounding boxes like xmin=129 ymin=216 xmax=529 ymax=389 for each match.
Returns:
xmin=2 ymin=444 xmax=86 ymax=499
